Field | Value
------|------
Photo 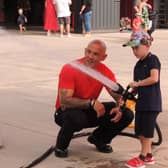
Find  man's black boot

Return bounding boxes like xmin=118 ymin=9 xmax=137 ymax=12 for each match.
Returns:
xmin=87 ymin=135 xmax=113 ymax=153
xmin=55 ymin=148 xmax=68 ymax=158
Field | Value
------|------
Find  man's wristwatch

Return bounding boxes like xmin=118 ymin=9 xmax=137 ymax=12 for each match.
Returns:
xmin=90 ymin=99 xmax=95 ymax=108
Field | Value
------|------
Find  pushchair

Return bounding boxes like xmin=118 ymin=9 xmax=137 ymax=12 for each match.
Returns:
xmin=120 ymin=17 xmax=132 ymax=32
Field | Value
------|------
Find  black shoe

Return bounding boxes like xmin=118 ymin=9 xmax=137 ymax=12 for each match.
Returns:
xmin=55 ymin=148 xmax=68 ymax=158
xmin=96 ymin=144 xmax=113 ymax=153
xmin=87 ymin=135 xmax=113 ymax=153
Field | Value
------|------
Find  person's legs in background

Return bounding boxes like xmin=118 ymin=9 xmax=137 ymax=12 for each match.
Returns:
xmin=59 ymin=24 xmax=64 ymax=37
xmin=83 ymin=11 xmax=92 ymax=36
xmin=65 ymin=16 xmax=71 ymax=37
xmin=58 ymin=17 xmax=64 ymax=37
xmin=58 ymin=17 xmax=71 ymax=37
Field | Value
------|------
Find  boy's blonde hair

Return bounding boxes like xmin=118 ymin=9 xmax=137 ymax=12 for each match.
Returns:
xmin=18 ymin=8 xmax=23 ymax=15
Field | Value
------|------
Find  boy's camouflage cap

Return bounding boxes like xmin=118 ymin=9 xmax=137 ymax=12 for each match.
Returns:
xmin=123 ymin=31 xmax=152 ymax=47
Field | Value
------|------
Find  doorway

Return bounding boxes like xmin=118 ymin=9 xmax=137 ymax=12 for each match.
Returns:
xmin=2 ymin=0 xmax=45 ymax=26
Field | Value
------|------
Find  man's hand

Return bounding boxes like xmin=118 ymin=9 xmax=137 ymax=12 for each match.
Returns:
xmin=93 ymin=100 xmax=105 ymax=118
xmin=110 ymin=107 xmax=122 ymax=123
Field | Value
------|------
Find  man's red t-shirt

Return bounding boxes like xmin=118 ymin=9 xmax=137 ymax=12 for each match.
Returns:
xmin=55 ymin=58 xmax=117 ymax=109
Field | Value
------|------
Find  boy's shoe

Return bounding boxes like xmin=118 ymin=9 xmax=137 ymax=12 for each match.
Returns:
xmin=22 ymin=27 xmax=26 ymax=31
xmin=144 ymin=156 xmax=155 ymax=165
xmin=55 ymin=148 xmax=68 ymax=158
xmin=125 ymin=157 xmax=146 ymax=168
xmin=87 ymin=135 xmax=113 ymax=153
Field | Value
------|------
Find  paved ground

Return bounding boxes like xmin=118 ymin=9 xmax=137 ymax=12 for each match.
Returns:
xmin=0 ymin=28 xmax=168 ymax=168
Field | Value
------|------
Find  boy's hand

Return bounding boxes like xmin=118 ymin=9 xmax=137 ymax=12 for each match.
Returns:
xmin=129 ymin=81 xmax=139 ymax=88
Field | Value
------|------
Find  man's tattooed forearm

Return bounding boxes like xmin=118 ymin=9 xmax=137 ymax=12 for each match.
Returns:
xmin=60 ymin=89 xmax=90 ymax=110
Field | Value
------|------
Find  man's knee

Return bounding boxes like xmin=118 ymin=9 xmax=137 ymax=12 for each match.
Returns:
xmin=62 ymin=109 xmax=86 ymax=131
xmin=69 ymin=115 xmax=86 ymax=131
xmin=122 ymin=107 xmax=134 ymax=123
xmin=54 ymin=110 xmax=62 ymax=126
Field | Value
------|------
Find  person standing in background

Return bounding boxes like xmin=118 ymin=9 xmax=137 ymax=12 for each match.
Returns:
xmin=44 ymin=0 xmax=58 ymax=36
xmin=54 ymin=39 xmax=134 ymax=158
xmin=132 ymin=12 xmax=143 ymax=33
xmin=53 ymin=0 xmax=72 ymax=37
xmin=17 ymin=0 xmax=31 ymax=23
xmin=17 ymin=8 xmax=27 ymax=32
xmin=134 ymin=0 xmax=152 ymax=32
xmin=79 ymin=0 xmax=92 ymax=37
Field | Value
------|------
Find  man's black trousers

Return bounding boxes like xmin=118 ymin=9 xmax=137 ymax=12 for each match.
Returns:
xmin=54 ymin=102 xmax=134 ymax=150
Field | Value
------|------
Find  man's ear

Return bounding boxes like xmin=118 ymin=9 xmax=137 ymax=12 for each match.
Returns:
xmin=101 ymin=54 xmax=107 ymax=61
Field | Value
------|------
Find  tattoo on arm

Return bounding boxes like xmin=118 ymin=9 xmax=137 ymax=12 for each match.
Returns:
xmin=59 ymin=89 xmax=90 ymax=110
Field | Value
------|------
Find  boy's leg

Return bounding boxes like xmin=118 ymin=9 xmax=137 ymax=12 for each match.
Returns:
xmin=125 ymin=111 xmax=159 ymax=167
xmin=136 ymin=111 xmax=159 ymax=161
xmin=19 ymin=24 xmax=23 ymax=32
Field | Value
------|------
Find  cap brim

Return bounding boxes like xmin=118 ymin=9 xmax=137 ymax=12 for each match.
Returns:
xmin=122 ymin=40 xmax=141 ymax=47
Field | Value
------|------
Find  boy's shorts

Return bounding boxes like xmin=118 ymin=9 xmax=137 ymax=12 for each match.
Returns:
xmin=58 ymin=16 xmax=71 ymax=25
xmin=135 ymin=111 xmax=159 ymax=138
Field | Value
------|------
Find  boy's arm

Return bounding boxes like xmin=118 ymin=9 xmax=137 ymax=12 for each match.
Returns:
xmin=129 ymin=69 xmax=159 ymax=88
xmin=25 ymin=17 xmax=28 ymax=23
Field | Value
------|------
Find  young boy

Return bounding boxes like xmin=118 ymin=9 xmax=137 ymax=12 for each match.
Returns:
xmin=17 ymin=8 xmax=28 ymax=32
xmin=123 ymin=31 xmax=162 ymax=168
